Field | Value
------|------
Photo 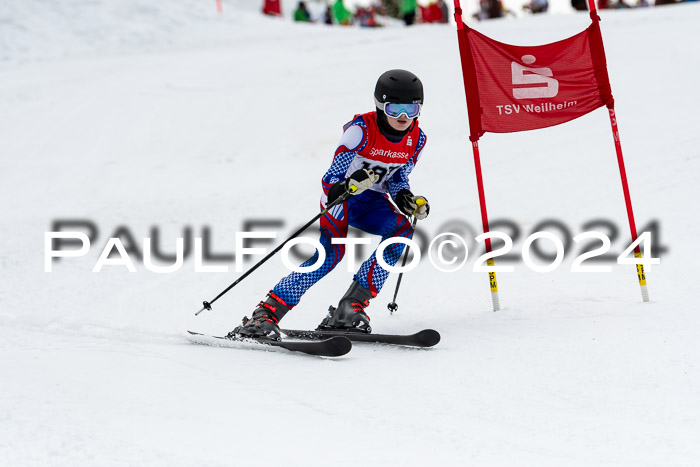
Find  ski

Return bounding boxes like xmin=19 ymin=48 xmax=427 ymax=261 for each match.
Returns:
xmin=280 ymin=328 xmax=441 ymax=348
xmin=186 ymin=331 xmax=352 ymax=357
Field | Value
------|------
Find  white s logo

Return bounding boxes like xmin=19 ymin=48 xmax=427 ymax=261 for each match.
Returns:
xmin=512 ymin=55 xmax=559 ymax=99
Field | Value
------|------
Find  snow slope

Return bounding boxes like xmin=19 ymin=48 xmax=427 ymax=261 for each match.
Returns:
xmin=1 ymin=1 xmax=699 ymax=465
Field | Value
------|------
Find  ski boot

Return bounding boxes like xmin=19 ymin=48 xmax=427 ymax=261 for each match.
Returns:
xmin=318 ymin=280 xmax=373 ymax=333
xmin=229 ymin=291 xmax=290 ymax=340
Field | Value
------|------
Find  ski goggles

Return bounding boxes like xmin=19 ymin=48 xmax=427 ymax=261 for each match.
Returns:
xmin=377 ymin=100 xmax=422 ymax=119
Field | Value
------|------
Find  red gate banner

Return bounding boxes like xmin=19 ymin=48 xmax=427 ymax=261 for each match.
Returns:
xmin=452 ymin=3 xmax=649 ymax=306
xmin=457 ymin=19 xmax=613 ymax=140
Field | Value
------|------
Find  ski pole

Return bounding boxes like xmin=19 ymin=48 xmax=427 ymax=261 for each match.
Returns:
xmin=195 ymin=186 xmax=356 ymax=316
xmin=387 ymin=198 xmax=425 ymax=314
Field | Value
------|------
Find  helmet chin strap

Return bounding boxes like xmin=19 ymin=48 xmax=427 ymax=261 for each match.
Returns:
xmin=375 ymin=108 xmax=413 ymax=141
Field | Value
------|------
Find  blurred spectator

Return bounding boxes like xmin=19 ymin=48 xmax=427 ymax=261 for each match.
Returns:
xmin=372 ymin=1 xmax=387 ymax=16
xmin=576 ymin=0 xmax=647 ymax=9
xmin=473 ymin=0 xmax=505 ymax=20
xmin=610 ymin=0 xmax=632 ymax=7
xmin=323 ymin=5 xmax=334 ymax=24
xmin=419 ymin=2 xmax=446 ymax=22
xmin=262 ymin=0 xmax=283 ymax=16
xmin=401 ymin=0 xmax=418 ymax=25
xmin=355 ymin=6 xmax=381 ymax=26
xmin=437 ymin=0 xmax=450 ymax=22
xmin=333 ymin=0 xmax=353 ymax=25
xmin=294 ymin=1 xmax=312 ymax=21
xmin=523 ymin=0 xmax=548 ymax=13
xmin=599 ymin=0 xmax=631 ymax=7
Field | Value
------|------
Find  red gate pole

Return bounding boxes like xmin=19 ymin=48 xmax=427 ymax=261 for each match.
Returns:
xmin=588 ymin=0 xmax=649 ymax=302
xmin=472 ymin=138 xmax=501 ymax=311
xmin=454 ymin=0 xmax=501 ymax=311
xmin=607 ymin=104 xmax=649 ymax=302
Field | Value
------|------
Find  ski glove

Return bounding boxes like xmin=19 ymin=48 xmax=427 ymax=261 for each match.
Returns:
xmin=327 ymin=169 xmax=380 ymax=204
xmin=396 ymin=189 xmax=430 ymax=220
xmin=347 ymin=168 xmax=379 ymax=195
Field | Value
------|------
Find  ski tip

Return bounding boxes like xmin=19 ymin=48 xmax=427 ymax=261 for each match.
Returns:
xmin=324 ymin=336 xmax=353 ymax=357
xmin=187 ymin=330 xmax=211 ymax=338
xmin=416 ymin=329 xmax=441 ymax=347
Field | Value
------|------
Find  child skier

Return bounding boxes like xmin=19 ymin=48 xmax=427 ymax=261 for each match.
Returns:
xmin=231 ymin=69 xmax=430 ymax=339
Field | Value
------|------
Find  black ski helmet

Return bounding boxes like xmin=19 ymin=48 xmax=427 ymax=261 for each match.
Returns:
xmin=374 ymin=69 xmax=424 ymax=106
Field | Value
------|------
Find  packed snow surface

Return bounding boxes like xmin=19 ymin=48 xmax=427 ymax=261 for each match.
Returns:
xmin=1 ymin=1 xmax=699 ymax=465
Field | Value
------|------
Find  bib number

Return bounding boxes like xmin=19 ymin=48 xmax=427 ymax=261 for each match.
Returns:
xmin=360 ymin=162 xmax=401 ymax=184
